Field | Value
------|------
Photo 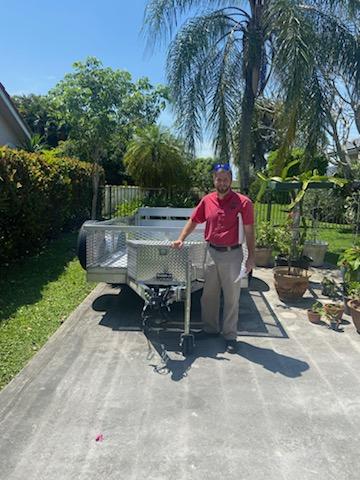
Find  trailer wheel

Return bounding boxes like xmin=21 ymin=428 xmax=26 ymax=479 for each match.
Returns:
xmin=181 ymin=334 xmax=194 ymax=356
xmin=77 ymin=221 xmax=95 ymax=270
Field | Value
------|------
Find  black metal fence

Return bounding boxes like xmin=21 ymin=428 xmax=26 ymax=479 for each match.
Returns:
xmin=101 ymin=184 xmax=359 ymax=237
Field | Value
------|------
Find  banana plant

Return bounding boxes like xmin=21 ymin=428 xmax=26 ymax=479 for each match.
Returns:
xmin=257 ymin=161 xmax=347 ymax=210
xmin=257 ymin=162 xmax=347 ymax=269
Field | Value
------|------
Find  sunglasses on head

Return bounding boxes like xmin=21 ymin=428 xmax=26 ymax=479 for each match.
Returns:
xmin=213 ymin=163 xmax=231 ymax=172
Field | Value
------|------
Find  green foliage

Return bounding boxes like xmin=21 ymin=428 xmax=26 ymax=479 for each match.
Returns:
xmin=344 ymin=191 xmax=360 ymax=228
xmin=257 ymin=164 xmax=347 ymax=209
xmin=12 ymin=93 xmax=69 ymax=148
xmin=321 ymin=277 xmax=341 ymax=299
xmin=267 ymin=148 xmax=328 ymax=177
xmin=123 ymin=125 xmax=191 ymax=189
xmin=144 ymin=0 xmax=359 ymax=191
xmin=338 ymin=246 xmax=360 ymax=281
xmin=0 ymin=233 xmax=95 ymax=390
xmin=187 ymin=157 xmax=215 ymax=192
xmin=348 ymin=282 xmax=360 ymax=300
xmin=143 ymin=190 xmax=200 ymax=208
xmin=249 ymin=177 xmax=265 ymax=203
xmin=302 ymin=189 xmax=347 ymax=225
xmin=20 ymin=133 xmax=47 ymax=153
xmin=256 ymin=222 xmax=278 ymax=249
xmin=0 ymin=147 xmax=103 ymax=264
xmin=50 ymin=57 xmax=168 ymax=167
xmin=114 ymin=199 xmax=143 ymax=217
xmin=310 ymin=301 xmax=323 ymax=314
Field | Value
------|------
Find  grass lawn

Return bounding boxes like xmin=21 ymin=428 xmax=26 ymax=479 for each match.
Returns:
xmin=0 ymin=232 xmax=96 ymax=391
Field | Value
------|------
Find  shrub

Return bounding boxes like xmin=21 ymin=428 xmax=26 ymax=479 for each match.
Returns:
xmin=0 ymin=147 xmax=103 ymax=263
xmin=344 ymin=191 xmax=360 ymax=228
xmin=302 ymin=189 xmax=346 ymax=225
xmin=256 ymin=222 xmax=278 ymax=248
xmin=143 ymin=190 xmax=200 ymax=208
xmin=114 ymin=199 xmax=143 ymax=217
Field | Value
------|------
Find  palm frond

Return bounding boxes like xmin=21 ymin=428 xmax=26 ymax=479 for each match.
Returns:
xmin=299 ymin=72 xmax=328 ymax=169
xmin=307 ymin=0 xmax=360 ymax=18
xmin=305 ymin=5 xmax=360 ymax=90
xmin=143 ymin=0 xmax=236 ymax=47
xmin=166 ymin=10 xmax=245 ymax=151
xmin=208 ymin=35 xmax=243 ymax=160
xmin=265 ymin=0 xmax=317 ymax=155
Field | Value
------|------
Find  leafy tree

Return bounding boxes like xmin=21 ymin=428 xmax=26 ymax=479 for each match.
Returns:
xmin=123 ymin=125 xmax=190 ymax=189
xmin=50 ymin=57 xmax=168 ymax=217
xmin=12 ymin=94 xmax=69 ymax=148
xmin=267 ymin=148 xmax=328 ymax=177
xmin=187 ymin=157 xmax=215 ymax=192
xmin=144 ymin=0 xmax=360 ymax=192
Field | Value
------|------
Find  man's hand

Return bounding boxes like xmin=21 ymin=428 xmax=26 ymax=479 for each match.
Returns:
xmin=245 ymin=255 xmax=255 ymax=273
xmin=172 ymin=239 xmax=184 ymax=249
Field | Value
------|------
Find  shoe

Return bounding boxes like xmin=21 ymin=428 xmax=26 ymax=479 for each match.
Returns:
xmin=193 ymin=330 xmax=220 ymax=340
xmin=225 ymin=339 xmax=238 ymax=354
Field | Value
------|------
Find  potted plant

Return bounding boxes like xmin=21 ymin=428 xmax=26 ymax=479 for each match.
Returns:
xmin=347 ymin=282 xmax=360 ymax=333
xmin=273 ymin=216 xmax=311 ymax=301
xmin=257 ymin=167 xmax=346 ymax=270
xmin=274 ymin=218 xmax=312 ymax=269
xmin=323 ymin=303 xmax=344 ymax=330
xmin=255 ymin=222 xmax=277 ymax=267
xmin=338 ymin=246 xmax=360 ymax=283
xmin=307 ymin=301 xmax=323 ymax=324
xmin=321 ymin=277 xmax=341 ymax=298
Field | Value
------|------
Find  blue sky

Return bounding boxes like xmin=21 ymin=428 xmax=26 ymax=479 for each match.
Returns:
xmin=0 ymin=0 xmax=214 ymax=155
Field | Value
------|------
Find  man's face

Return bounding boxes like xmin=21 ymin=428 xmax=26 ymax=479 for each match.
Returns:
xmin=213 ymin=171 xmax=232 ymax=194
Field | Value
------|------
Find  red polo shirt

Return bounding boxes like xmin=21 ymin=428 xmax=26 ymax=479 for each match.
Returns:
xmin=191 ymin=190 xmax=254 ymax=245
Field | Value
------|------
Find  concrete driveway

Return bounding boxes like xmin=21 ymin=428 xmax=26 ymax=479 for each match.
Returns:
xmin=1 ymin=268 xmax=360 ymax=480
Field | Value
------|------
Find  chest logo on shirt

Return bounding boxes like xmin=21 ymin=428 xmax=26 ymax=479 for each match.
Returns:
xmin=230 ymin=202 xmax=238 ymax=210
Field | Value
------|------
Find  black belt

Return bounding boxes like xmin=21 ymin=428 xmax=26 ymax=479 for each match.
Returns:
xmin=209 ymin=244 xmax=241 ymax=252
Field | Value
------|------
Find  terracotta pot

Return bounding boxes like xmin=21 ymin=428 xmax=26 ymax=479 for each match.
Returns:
xmin=343 ymin=296 xmax=351 ymax=315
xmin=255 ymin=247 xmax=273 ymax=267
xmin=307 ymin=310 xmax=321 ymax=324
xmin=323 ymin=303 xmax=344 ymax=322
xmin=273 ymin=266 xmax=311 ymax=301
xmin=348 ymin=300 xmax=360 ymax=333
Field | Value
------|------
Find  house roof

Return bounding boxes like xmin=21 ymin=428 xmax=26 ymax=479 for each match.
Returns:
xmin=0 ymin=82 xmax=32 ymax=140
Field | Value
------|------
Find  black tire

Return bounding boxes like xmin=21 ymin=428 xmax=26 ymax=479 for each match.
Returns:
xmin=77 ymin=221 xmax=94 ymax=270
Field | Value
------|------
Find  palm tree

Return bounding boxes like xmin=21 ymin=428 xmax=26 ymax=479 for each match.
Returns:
xmin=144 ymin=0 xmax=359 ymax=192
xmin=123 ymin=125 xmax=190 ymax=189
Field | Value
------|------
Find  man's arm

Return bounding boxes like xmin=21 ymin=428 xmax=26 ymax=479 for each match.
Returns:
xmin=244 ymin=224 xmax=255 ymax=272
xmin=172 ymin=219 xmax=198 ymax=249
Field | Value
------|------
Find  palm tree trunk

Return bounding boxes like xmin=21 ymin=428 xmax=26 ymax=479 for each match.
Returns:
xmin=236 ymin=2 xmax=265 ymax=194
xmin=238 ymin=80 xmax=256 ymax=193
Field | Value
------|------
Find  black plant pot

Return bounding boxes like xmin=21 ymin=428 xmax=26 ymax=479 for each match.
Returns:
xmin=274 ymin=254 xmax=313 ymax=270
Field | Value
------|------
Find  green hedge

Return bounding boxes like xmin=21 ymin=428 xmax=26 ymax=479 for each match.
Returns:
xmin=0 ymin=147 xmax=103 ymax=263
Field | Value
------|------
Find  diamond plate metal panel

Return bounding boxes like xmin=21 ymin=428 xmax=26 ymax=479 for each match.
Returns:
xmin=126 ymin=240 xmax=205 ymax=285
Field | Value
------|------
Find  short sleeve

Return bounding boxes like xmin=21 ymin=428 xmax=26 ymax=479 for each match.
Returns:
xmin=191 ymin=198 xmax=206 ymax=224
xmin=241 ymin=197 xmax=254 ymax=225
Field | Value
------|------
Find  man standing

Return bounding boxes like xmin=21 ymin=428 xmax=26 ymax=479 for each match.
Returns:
xmin=173 ymin=163 xmax=255 ymax=353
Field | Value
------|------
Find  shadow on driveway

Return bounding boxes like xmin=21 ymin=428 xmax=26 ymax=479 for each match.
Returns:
xmin=91 ymin=278 xmax=309 ymax=381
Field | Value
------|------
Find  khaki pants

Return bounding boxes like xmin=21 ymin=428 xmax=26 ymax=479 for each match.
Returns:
xmin=200 ymin=245 xmax=243 ymax=340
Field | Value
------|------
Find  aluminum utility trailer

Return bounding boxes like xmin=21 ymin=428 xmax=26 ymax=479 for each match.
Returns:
xmin=77 ymin=207 xmax=248 ymax=356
